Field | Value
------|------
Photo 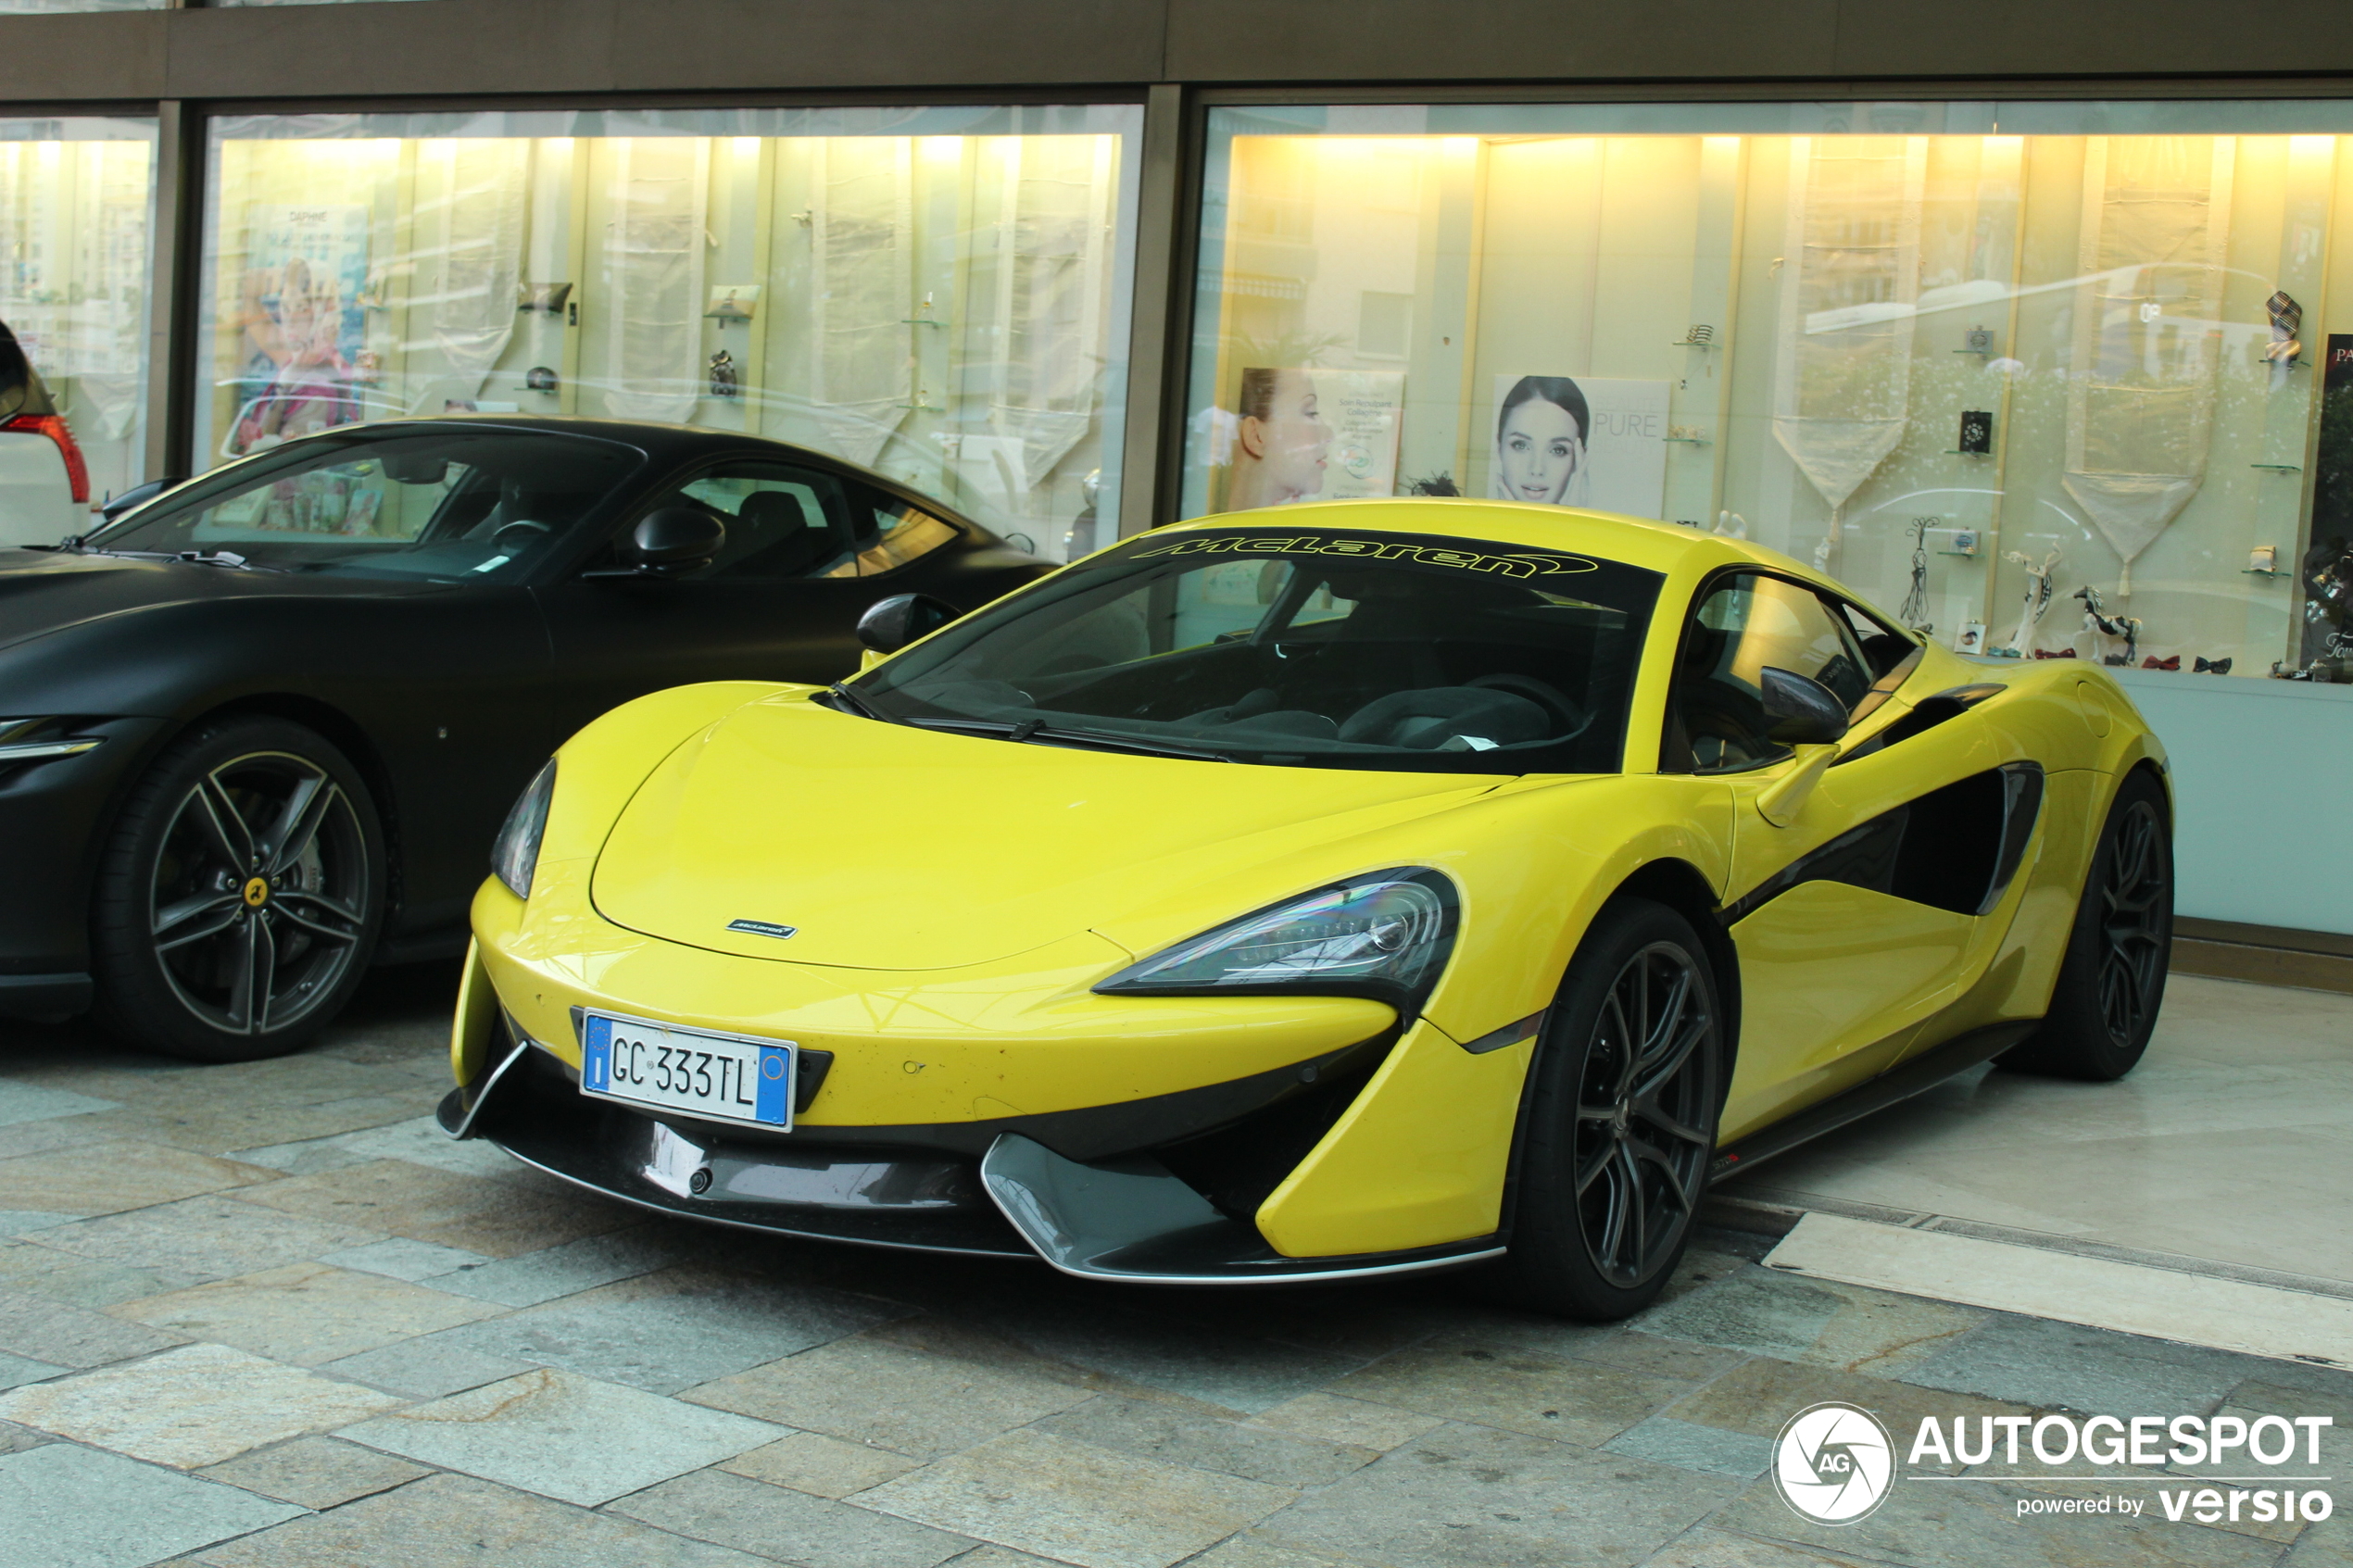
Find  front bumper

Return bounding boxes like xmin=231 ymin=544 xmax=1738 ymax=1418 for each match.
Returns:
xmin=439 ymin=1028 xmax=1504 ymax=1284
xmin=0 ymin=715 xmax=170 ymax=997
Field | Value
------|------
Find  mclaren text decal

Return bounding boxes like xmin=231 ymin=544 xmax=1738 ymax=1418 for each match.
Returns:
xmin=1129 ymin=532 xmax=1600 ymax=580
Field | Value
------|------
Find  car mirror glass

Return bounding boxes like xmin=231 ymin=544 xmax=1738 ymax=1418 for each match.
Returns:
xmin=1759 ymin=665 xmax=1850 ymax=746
xmin=856 ymin=592 xmax=957 ymax=655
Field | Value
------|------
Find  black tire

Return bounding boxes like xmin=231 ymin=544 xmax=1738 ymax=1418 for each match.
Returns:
xmin=91 ymin=716 xmax=386 ymax=1063
xmin=1997 ymin=769 xmax=2171 ymax=1082
xmin=1491 ymin=897 xmax=1724 ymax=1320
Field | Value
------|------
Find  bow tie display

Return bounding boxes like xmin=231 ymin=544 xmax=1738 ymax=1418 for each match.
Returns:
xmin=2141 ymin=655 xmax=2181 ymax=671
xmin=2195 ymin=656 xmax=2233 ymax=674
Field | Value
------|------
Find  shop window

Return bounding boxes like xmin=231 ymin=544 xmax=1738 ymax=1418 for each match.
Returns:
xmin=0 ymin=117 xmax=157 ymax=539
xmin=195 ymin=106 xmax=1141 ymax=562
xmin=1184 ymin=102 xmax=2353 ymax=685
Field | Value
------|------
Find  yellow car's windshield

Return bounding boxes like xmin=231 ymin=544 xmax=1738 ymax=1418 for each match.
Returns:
xmin=853 ymin=526 xmax=1663 ymax=773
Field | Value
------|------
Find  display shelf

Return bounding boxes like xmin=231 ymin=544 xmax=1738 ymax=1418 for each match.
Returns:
xmin=1664 ymin=436 xmax=1712 ymax=445
xmin=1943 ymin=449 xmax=1994 ymax=458
xmin=2243 ymin=568 xmax=2290 ymax=578
xmin=2251 ymin=463 xmax=2302 ymax=471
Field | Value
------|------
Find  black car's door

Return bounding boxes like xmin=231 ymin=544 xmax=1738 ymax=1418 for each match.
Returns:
xmin=533 ymin=457 xmax=974 ymax=743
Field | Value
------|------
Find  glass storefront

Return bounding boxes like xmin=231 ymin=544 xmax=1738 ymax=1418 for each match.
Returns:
xmin=0 ymin=115 xmax=156 ymax=509
xmin=199 ymin=106 xmax=1141 ymax=559
xmin=1185 ymin=101 xmax=2353 ymax=683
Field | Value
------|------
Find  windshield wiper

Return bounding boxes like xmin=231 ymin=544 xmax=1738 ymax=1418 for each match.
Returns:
xmin=821 ymin=682 xmax=892 ymax=722
xmin=905 ymin=716 xmax=1230 ymax=762
xmin=63 ymin=546 xmax=278 ymax=571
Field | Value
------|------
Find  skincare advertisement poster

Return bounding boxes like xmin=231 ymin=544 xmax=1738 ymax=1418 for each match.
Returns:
xmin=1488 ymin=374 xmax=1669 ymax=519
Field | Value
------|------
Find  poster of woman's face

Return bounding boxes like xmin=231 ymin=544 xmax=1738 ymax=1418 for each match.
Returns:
xmin=1224 ymin=367 xmax=1331 ymax=512
xmin=1491 ymin=375 xmax=1590 ymax=507
xmin=1488 ymin=373 xmax=1671 ymax=519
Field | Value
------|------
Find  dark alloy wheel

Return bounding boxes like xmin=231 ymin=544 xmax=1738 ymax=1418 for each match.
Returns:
xmin=2000 ymin=768 xmax=2171 ymax=1081
xmin=1491 ymin=897 xmax=1724 ymax=1320
xmin=93 ymin=718 xmax=385 ymax=1062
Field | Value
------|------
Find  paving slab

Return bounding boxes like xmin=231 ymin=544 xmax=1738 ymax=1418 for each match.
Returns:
xmin=433 ymin=1261 xmax=901 ymax=1394
xmin=233 ymin=1160 xmax=635 ymax=1259
xmin=0 ymin=1280 xmax=187 ymax=1367
xmin=0 ymin=1140 xmax=276 ymax=1218
xmin=1639 ymin=1265 xmax=1989 ymax=1377
xmin=93 ymin=1091 xmax=435 ymax=1159
xmin=425 ymin=1225 xmax=691 ymax=1308
xmin=1262 ymin=1421 xmax=1741 ymax=1568
xmin=968 ymin=1298 xmax=1370 ymax=1414
xmin=0 ymin=1441 xmax=302 ymax=1568
xmin=316 ymin=1335 xmax=540 ymax=1399
xmin=1660 ymin=1357 xmax=2032 ymax=1473
xmin=860 ymin=1425 xmax=1295 ymax=1568
xmin=611 ymin=1465 xmax=977 ymax=1567
xmin=1640 ymin=1527 xmax=1881 ymax=1566
xmin=0 ymin=1350 xmax=65 ymax=1391
xmin=108 ymin=1261 xmax=505 ymax=1364
xmin=316 ymin=1236 xmax=489 ymax=1283
xmin=1901 ymin=1310 xmax=2350 ymax=1417
xmin=681 ymin=1333 xmax=1095 ymax=1458
xmin=195 ymin=1435 xmax=433 ymax=1509
xmin=721 ymin=1431 xmax=925 ymax=1498
xmin=0 ymin=1341 xmax=403 ymax=1467
xmin=1604 ymin=1414 xmax=1778 ymax=1477
xmin=337 ymin=1365 xmax=786 ymax=1506
xmin=188 ymin=1470 xmax=772 ymax=1567
xmin=1037 ymin=1394 xmax=1378 ymax=1487
xmin=1706 ymin=1465 xmax=2286 ymax=1568
xmin=28 ymin=1193 xmax=387 ymax=1282
xmin=0 ymin=1236 xmax=201 ymax=1308
xmin=1241 ymin=1392 xmax=1444 ymax=1453
xmin=1325 ymin=1343 xmax=1686 ymax=1448
xmin=0 ymin=1080 xmax=116 ymax=1127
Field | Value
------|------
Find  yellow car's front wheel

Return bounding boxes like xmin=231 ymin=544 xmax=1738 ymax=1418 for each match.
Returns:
xmin=1494 ymin=898 xmax=1724 ymax=1320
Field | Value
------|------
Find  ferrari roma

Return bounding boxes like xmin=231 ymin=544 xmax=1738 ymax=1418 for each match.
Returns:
xmin=444 ymin=499 xmax=2171 ymax=1317
xmin=0 ymin=417 xmax=1048 ymax=1060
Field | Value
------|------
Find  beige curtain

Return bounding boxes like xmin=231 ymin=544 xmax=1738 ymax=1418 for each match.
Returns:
xmin=1771 ymin=136 xmax=1928 ymax=562
xmin=987 ymin=134 xmax=1114 ymax=494
xmin=2062 ymin=135 xmax=2235 ymax=596
xmin=405 ymin=138 xmax=529 ymax=408
xmin=599 ymin=137 xmax=708 ymax=423
xmin=810 ymin=138 xmax=913 ymax=468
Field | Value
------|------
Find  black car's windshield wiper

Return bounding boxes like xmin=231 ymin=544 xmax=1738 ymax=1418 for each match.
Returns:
xmin=904 ymin=715 xmax=1230 ymax=762
xmin=68 ymin=546 xmax=279 ymax=572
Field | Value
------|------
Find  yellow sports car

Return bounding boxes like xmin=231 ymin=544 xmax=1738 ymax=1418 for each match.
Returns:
xmin=440 ymin=500 xmax=2171 ymax=1319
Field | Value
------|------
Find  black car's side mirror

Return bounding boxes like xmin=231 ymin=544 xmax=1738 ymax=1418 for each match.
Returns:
xmin=1759 ymin=666 xmax=1851 ymax=746
xmin=584 ymin=507 xmax=726 ymax=580
xmin=857 ymin=593 xmax=957 ymax=655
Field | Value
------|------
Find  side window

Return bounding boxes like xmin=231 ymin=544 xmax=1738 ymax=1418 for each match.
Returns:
xmin=1670 ymin=574 xmax=1872 ymax=773
xmin=1833 ymin=596 xmax=1921 ymax=683
xmin=621 ymin=461 xmax=858 ymax=580
xmin=850 ymin=496 xmax=960 ymax=576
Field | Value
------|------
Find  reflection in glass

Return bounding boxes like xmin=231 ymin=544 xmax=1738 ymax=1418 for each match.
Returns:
xmin=1185 ymin=102 xmax=2353 ymax=683
xmin=198 ymin=107 xmax=1140 ymax=560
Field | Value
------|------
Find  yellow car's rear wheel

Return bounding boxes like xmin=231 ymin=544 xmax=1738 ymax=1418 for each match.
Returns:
xmin=1496 ymin=898 xmax=1722 ymax=1320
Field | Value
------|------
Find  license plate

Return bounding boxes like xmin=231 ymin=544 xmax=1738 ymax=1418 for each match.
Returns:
xmin=579 ymin=1011 xmax=796 ymax=1131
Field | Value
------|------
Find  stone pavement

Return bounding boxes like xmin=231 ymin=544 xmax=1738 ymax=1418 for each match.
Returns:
xmin=0 ymin=963 xmax=2344 ymax=1568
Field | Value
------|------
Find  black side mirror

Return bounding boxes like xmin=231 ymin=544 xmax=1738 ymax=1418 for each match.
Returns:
xmin=1759 ymin=666 xmax=1851 ymax=746
xmin=381 ymin=452 xmax=449 ymax=486
xmin=626 ymin=507 xmax=726 ymax=576
xmin=856 ymin=593 xmax=958 ymax=655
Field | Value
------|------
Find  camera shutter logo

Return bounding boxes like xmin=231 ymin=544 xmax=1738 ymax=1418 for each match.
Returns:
xmin=1774 ymin=1402 xmax=1895 ymax=1524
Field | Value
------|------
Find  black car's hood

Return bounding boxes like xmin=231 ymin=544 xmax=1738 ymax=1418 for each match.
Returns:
xmin=0 ymin=547 xmax=442 ymax=656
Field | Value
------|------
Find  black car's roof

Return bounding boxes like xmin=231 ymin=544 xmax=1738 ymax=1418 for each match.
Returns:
xmin=267 ymin=415 xmax=982 ymax=531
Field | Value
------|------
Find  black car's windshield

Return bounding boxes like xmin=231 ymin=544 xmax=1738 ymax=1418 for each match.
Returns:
xmin=853 ymin=526 xmax=1663 ymax=774
xmin=83 ymin=424 xmax=645 ymax=583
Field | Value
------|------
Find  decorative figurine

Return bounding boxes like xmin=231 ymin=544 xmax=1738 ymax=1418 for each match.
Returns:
xmin=1713 ymin=510 xmax=1748 ymax=539
xmin=524 ymin=366 xmax=559 ymax=395
xmin=1898 ymin=517 xmax=1933 ymax=633
xmin=1958 ymin=409 xmax=1994 ymax=455
xmin=1999 ymin=548 xmax=2061 ymax=657
xmin=709 ymin=350 xmax=739 ymax=400
xmin=2075 ymin=583 xmax=2143 ymax=667
xmin=2265 ymin=290 xmax=2304 ymax=383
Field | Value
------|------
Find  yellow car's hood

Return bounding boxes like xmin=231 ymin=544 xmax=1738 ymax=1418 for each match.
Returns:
xmin=589 ymin=695 xmax=1494 ymax=970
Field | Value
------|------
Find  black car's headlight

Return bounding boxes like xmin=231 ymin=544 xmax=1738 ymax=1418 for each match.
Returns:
xmin=490 ymin=761 xmax=556 ymax=899
xmin=1094 ymin=869 xmax=1459 ymax=1010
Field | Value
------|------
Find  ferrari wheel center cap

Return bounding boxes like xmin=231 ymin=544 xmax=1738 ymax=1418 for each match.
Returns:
xmin=242 ymin=876 xmax=271 ymax=909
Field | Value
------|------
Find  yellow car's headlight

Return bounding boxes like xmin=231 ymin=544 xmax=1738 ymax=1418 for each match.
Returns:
xmin=1094 ymin=869 xmax=1458 ymax=1009
xmin=490 ymin=760 xmax=556 ymax=899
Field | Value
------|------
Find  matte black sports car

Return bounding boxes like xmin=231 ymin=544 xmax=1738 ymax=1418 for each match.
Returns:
xmin=0 ymin=417 xmax=1051 ymax=1060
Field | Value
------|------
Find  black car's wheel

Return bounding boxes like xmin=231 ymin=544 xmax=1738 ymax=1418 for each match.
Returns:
xmin=1493 ymin=897 xmax=1723 ymax=1320
xmin=92 ymin=717 xmax=385 ymax=1063
xmin=1998 ymin=769 xmax=2171 ymax=1082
